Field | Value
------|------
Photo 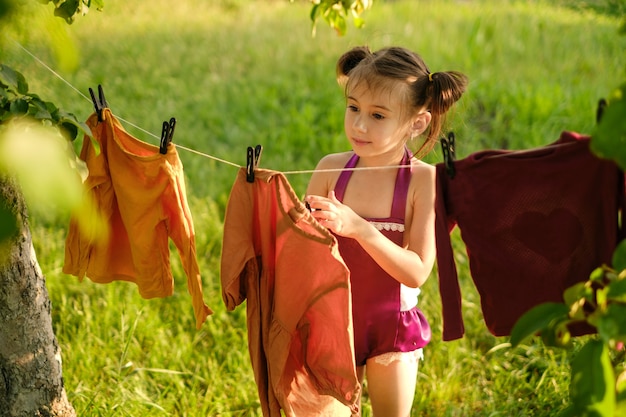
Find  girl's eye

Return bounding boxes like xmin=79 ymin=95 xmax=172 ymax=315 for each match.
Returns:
xmin=347 ymin=105 xmax=359 ymax=112
xmin=372 ymin=113 xmax=385 ymax=120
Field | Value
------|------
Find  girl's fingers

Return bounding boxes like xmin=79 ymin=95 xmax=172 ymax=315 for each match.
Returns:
xmin=305 ymin=195 xmax=334 ymax=212
xmin=328 ymin=190 xmax=341 ymax=204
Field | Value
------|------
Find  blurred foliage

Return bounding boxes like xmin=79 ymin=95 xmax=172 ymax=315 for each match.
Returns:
xmin=511 ymin=243 xmax=626 ymax=416
xmin=0 ymin=0 xmax=15 ymax=20
xmin=305 ymin=0 xmax=373 ymax=36
xmin=0 ymin=64 xmax=89 ymax=139
xmin=40 ymin=0 xmax=105 ymax=23
xmin=34 ymin=0 xmax=372 ymax=35
xmin=554 ymin=0 xmax=626 ymax=17
xmin=592 ymin=84 xmax=626 ymax=169
xmin=0 ymin=63 xmax=94 ymax=244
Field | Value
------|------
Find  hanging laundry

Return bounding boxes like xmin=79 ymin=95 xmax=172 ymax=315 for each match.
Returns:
xmin=220 ymin=168 xmax=360 ymax=417
xmin=435 ymin=131 xmax=625 ymax=341
xmin=63 ymin=108 xmax=212 ymax=329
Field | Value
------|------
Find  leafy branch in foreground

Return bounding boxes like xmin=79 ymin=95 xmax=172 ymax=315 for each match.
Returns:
xmin=39 ymin=0 xmax=105 ymax=23
xmin=0 ymin=64 xmax=89 ymax=141
xmin=41 ymin=0 xmax=374 ymax=36
xmin=0 ymin=64 xmax=93 ymax=244
xmin=304 ymin=0 xmax=373 ymax=36
xmin=510 ymin=240 xmax=626 ymax=417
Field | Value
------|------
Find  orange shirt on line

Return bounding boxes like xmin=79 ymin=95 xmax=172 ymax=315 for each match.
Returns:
xmin=63 ymin=108 xmax=212 ymax=329
xmin=221 ymin=168 xmax=360 ymax=417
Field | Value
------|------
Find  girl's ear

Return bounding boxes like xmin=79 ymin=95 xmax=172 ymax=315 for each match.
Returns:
xmin=411 ymin=112 xmax=432 ymax=136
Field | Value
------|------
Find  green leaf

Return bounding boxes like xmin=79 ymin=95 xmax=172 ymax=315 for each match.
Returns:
xmin=617 ymin=370 xmax=626 ymax=417
xmin=59 ymin=121 xmax=78 ymax=141
xmin=591 ymin=83 xmax=626 ymax=170
xmin=54 ymin=0 xmax=80 ymax=23
xmin=617 ymin=400 xmax=626 ymax=417
xmin=589 ymin=266 xmax=607 ymax=283
xmin=58 ymin=111 xmax=90 ymax=141
xmin=509 ymin=302 xmax=569 ymax=347
xmin=90 ymin=0 xmax=105 ymax=11
xmin=595 ymin=304 xmax=626 ymax=343
xmin=307 ymin=0 xmax=368 ymax=36
xmin=0 ymin=64 xmax=28 ymax=95
xmin=612 ymin=240 xmax=626 ymax=272
xmin=9 ymin=98 xmax=28 ymax=115
xmin=0 ymin=0 xmax=16 ymax=21
xmin=557 ymin=405 xmax=577 ymax=417
xmin=596 ymin=287 xmax=609 ymax=310
xmin=541 ymin=318 xmax=572 ymax=348
xmin=607 ymin=278 xmax=626 ymax=303
xmin=0 ymin=120 xmax=86 ymax=216
xmin=27 ymin=97 xmax=53 ymax=120
xmin=616 ymin=369 xmax=626 ymax=397
xmin=47 ymin=100 xmax=61 ymax=120
xmin=569 ymin=340 xmax=615 ymax=416
xmin=310 ymin=3 xmax=320 ymax=22
xmin=564 ymin=282 xmax=593 ymax=306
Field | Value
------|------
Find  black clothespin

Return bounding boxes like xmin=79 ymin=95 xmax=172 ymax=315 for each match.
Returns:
xmin=160 ymin=117 xmax=176 ymax=154
xmin=246 ymin=144 xmax=263 ymax=183
xmin=441 ymin=131 xmax=456 ymax=179
xmin=596 ymin=98 xmax=607 ymax=124
xmin=89 ymin=84 xmax=108 ymax=122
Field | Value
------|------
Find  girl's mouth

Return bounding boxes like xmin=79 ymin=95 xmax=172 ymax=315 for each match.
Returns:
xmin=351 ymin=138 xmax=370 ymax=146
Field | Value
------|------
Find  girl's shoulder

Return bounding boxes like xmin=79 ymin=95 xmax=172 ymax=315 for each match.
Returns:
xmin=409 ymin=157 xmax=436 ymax=176
xmin=307 ymin=151 xmax=354 ymax=196
xmin=408 ymin=158 xmax=436 ymax=193
xmin=315 ymin=151 xmax=354 ymax=170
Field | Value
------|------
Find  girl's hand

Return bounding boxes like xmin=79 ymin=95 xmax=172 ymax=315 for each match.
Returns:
xmin=305 ymin=191 xmax=364 ymax=238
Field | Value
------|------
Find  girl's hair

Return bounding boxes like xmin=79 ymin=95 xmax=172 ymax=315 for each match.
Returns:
xmin=336 ymin=46 xmax=468 ymax=157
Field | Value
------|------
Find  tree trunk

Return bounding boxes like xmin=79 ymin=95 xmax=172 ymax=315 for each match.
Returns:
xmin=0 ymin=176 xmax=76 ymax=417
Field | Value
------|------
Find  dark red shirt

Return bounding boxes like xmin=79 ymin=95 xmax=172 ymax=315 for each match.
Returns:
xmin=435 ymin=131 xmax=625 ymax=341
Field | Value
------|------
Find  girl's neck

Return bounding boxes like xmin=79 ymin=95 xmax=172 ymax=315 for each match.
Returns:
xmin=355 ymin=146 xmax=407 ymax=168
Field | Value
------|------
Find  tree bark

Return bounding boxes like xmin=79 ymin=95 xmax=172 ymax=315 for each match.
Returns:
xmin=0 ymin=176 xmax=75 ymax=417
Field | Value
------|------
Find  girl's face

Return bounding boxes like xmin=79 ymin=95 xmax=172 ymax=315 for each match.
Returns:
xmin=344 ymin=82 xmax=413 ymax=161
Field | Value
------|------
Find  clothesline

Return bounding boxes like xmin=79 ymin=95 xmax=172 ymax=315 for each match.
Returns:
xmin=13 ymin=40 xmax=414 ymax=175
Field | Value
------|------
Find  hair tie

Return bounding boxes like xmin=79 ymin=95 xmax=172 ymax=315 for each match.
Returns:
xmin=428 ymin=72 xmax=434 ymax=82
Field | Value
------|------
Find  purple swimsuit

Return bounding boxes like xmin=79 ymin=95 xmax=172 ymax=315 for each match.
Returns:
xmin=333 ymin=148 xmax=431 ymax=366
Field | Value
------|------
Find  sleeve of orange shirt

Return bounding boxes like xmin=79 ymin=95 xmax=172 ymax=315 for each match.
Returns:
xmin=163 ymin=162 xmax=213 ymax=329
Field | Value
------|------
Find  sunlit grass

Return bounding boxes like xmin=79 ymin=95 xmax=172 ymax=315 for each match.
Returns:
xmin=3 ymin=0 xmax=623 ymax=415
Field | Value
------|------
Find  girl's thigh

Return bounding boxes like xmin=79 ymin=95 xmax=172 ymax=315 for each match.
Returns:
xmin=365 ymin=350 xmax=421 ymax=417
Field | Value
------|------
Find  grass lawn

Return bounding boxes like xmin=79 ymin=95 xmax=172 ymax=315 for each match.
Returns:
xmin=2 ymin=0 xmax=624 ymax=415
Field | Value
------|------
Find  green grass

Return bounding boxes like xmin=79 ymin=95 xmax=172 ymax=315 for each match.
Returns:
xmin=2 ymin=0 xmax=625 ymax=415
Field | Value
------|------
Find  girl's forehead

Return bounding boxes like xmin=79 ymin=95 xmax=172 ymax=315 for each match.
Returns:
xmin=348 ymin=81 xmax=406 ymax=107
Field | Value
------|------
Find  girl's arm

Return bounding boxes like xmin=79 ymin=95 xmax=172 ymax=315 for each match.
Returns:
xmin=305 ymin=152 xmax=350 ymax=198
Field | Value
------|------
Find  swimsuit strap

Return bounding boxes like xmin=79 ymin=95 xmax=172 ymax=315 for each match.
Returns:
xmin=333 ymin=153 xmax=359 ymax=202
xmin=334 ymin=148 xmax=413 ymax=219
xmin=390 ymin=149 xmax=413 ymax=219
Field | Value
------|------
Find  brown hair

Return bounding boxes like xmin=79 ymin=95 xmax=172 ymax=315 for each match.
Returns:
xmin=336 ymin=46 xmax=468 ymax=156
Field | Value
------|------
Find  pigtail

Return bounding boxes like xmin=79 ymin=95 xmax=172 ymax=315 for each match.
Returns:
xmin=415 ymin=70 xmax=468 ymax=157
xmin=428 ymin=71 xmax=468 ymax=115
xmin=336 ymin=46 xmax=372 ymax=86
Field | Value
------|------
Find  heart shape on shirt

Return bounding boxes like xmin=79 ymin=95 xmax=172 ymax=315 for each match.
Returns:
xmin=512 ymin=208 xmax=583 ymax=264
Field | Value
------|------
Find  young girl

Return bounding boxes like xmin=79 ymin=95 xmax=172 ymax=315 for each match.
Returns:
xmin=306 ymin=46 xmax=468 ymax=416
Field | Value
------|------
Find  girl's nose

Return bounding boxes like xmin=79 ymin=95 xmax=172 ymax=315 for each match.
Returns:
xmin=353 ymin=114 xmax=367 ymax=132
